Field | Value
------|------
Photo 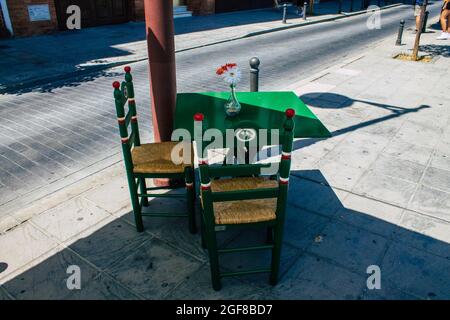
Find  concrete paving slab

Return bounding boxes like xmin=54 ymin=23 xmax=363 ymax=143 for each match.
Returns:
xmin=283 ymin=204 xmax=331 ymax=250
xmin=352 ymin=170 xmax=417 ymax=207
xmin=308 ymin=220 xmax=389 ymax=275
xmin=219 ymin=231 xmax=302 ymax=285
xmin=119 ymin=198 xmax=208 ymax=262
xmin=165 ymin=264 xmax=264 ymax=300
xmin=2 ymin=247 xmax=100 ymax=299
xmin=361 ymin=281 xmax=418 ymax=300
xmin=430 ymin=151 xmax=450 ymax=171
xmin=409 ymin=185 xmax=450 ymax=221
xmin=337 ymin=193 xmax=403 ymax=238
xmin=66 ymin=273 xmax=142 ymax=300
xmin=270 ymin=253 xmax=366 ymax=300
xmin=0 ymin=222 xmax=59 ymax=283
xmin=0 ymin=286 xmax=13 ymax=300
xmin=287 ymin=175 xmax=349 ymax=217
xmin=369 ymin=154 xmax=427 ymax=184
xmin=31 ymin=196 xmax=112 ymax=243
xmin=394 ymin=210 xmax=450 ymax=260
xmin=68 ymin=218 xmax=150 ymax=271
xmin=422 ymin=166 xmax=450 ymax=193
xmin=383 ymin=139 xmax=434 ymax=166
xmin=106 ymin=238 xmax=202 ymax=299
xmin=381 ymin=243 xmax=450 ymax=300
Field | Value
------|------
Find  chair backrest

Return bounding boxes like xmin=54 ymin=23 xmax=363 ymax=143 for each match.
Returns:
xmin=193 ymin=109 xmax=295 ymax=206
xmin=112 ymin=66 xmax=142 ymax=170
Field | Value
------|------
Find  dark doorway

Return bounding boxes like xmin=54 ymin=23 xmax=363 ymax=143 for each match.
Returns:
xmin=55 ymin=0 xmax=130 ymax=30
xmin=215 ymin=0 xmax=274 ymax=13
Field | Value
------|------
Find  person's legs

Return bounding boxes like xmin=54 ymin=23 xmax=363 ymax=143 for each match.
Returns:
xmin=415 ymin=5 xmax=421 ymax=31
xmin=437 ymin=9 xmax=450 ymax=39
xmin=441 ymin=9 xmax=449 ymax=32
xmin=445 ymin=10 xmax=450 ymax=33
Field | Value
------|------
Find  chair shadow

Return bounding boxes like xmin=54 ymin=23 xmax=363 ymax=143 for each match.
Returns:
xmin=1 ymin=170 xmax=449 ymax=299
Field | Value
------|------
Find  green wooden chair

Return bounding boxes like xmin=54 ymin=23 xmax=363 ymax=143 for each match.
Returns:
xmin=112 ymin=66 xmax=196 ymax=234
xmin=193 ymin=109 xmax=295 ymax=290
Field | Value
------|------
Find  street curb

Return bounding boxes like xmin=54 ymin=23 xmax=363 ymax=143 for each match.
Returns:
xmin=1 ymin=3 xmax=403 ymax=94
xmin=244 ymin=3 xmax=402 ymax=38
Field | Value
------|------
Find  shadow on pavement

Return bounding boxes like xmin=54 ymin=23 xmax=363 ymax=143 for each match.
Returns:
xmin=419 ymin=44 xmax=450 ymax=58
xmin=1 ymin=170 xmax=449 ymax=299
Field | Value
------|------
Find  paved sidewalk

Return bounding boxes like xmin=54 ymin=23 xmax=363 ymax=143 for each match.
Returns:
xmin=0 ymin=28 xmax=449 ymax=299
xmin=0 ymin=0 xmax=401 ymax=91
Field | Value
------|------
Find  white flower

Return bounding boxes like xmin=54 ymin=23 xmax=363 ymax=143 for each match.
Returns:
xmin=223 ymin=66 xmax=241 ymax=86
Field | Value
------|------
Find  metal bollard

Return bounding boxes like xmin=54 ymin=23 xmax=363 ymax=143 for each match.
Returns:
xmin=396 ymin=19 xmax=405 ymax=46
xmin=303 ymin=2 xmax=307 ymax=20
xmin=422 ymin=11 xmax=429 ymax=33
xmin=249 ymin=57 xmax=260 ymax=92
xmin=282 ymin=4 xmax=287 ymax=24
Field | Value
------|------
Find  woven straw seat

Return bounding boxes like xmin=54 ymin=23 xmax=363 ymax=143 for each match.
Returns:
xmin=209 ymin=177 xmax=278 ymax=224
xmin=132 ymin=141 xmax=193 ymax=174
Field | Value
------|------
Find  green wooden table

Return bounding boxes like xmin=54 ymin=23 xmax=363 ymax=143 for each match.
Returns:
xmin=174 ymin=91 xmax=330 ymax=139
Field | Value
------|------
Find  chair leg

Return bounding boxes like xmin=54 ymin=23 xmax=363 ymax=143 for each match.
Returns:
xmin=130 ymin=183 xmax=144 ymax=233
xmin=200 ymin=216 xmax=207 ymax=249
xmin=205 ymin=226 xmax=222 ymax=291
xmin=266 ymin=227 xmax=274 ymax=244
xmin=140 ymin=178 xmax=149 ymax=207
xmin=185 ymin=168 xmax=197 ymax=234
xmin=270 ymin=223 xmax=284 ymax=285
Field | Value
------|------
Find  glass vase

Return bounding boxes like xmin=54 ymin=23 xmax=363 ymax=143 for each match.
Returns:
xmin=224 ymin=85 xmax=241 ymax=117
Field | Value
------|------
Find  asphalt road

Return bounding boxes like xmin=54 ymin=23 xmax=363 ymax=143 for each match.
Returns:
xmin=0 ymin=3 xmax=444 ymax=212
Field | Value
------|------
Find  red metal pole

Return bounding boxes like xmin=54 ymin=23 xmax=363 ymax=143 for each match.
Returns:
xmin=144 ymin=0 xmax=176 ymax=142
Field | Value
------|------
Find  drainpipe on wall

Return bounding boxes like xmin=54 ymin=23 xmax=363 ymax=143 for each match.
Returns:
xmin=0 ymin=0 xmax=13 ymax=36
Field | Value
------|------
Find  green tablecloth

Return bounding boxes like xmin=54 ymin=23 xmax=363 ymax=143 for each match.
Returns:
xmin=174 ymin=91 xmax=330 ymax=138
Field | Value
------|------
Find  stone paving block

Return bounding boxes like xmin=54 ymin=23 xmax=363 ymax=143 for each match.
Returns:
xmin=308 ymin=220 xmax=389 ymax=275
xmin=361 ymin=282 xmax=418 ymax=300
xmin=383 ymin=139 xmax=433 ymax=166
xmin=68 ymin=218 xmax=150 ymax=271
xmin=369 ymin=155 xmax=426 ymax=184
xmin=409 ymin=185 xmax=450 ymax=221
xmin=341 ymin=131 xmax=391 ymax=153
xmin=394 ymin=120 xmax=442 ymax=148
xmin=119 ymin=196 xmax=208 ymax=261
xmin=352 ymin=170 xmax=417 ymax=207
xmin=31 ymin=196 xmax=112 ymax=243
xmin=337 ymin=193 xmax=403 ymax=238
xmin=320 ymin=143 xmax=379 ymax=171
xmin=283 ymin=204 xmax=331 ymax=250
xmin=0 ymin=222 xmax=59 ymax=282
xmin=422 ymin=166 xmax=450 ymax=193
xmin=106 ymin=238 xmax=202 ymax=299
xmin=66 ymin=273 xmax=142 ymax=300
xmin=381 ymin=243 xmax=450 ymax=300
xmin=292 ymin=138 xmax=337 ymax=160
xmin=270 ymin=253 xmax=366 ymax=300
xmin=315 ymin=159 xmax=367 ymax=190
xmin=357 ymin=110 xmax=405 ymax=132
xmin=2 ymin=247 xmax=100 ymax=300
xmin=166 ymin=264 xmax=264 ymax=300
xmin=394 ymin=210 xmax=450 ymax=260
xmin=287 ymin=174 xmax=348 ymax=217
xmin=83 ymin=175 xmax=130 ymax=215
xmin=430 ymin=150 xmax=450 ymax=171
xmin=0 ymin=286 xmax=13 ymax=300
xmin=219 ymin=231 xmax=302 ymax=287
